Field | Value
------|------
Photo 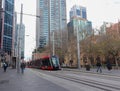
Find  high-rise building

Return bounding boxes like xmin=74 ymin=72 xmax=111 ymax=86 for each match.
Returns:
xmin=0 ymin=1 xmax=2 ymax=8
xmin=68 ymin=5 xmax=92 ymax=40
xmin=36 ymin=0 xmax=67 ymax=48
xmin=0 ymin=0 xmax=14 ymax=56
xmin=67 ymin=17 xmax=92 ymax=40
xmin=70 ymin=5 xmax=87 ymax=20
xmin=0 ymin=0 xmax=3 ymax=51
xmin=99 ymin=22 xmax=112 ymax=35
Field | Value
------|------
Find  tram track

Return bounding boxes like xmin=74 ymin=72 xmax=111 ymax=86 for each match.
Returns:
xmin=48 ymin=72 xmax=120 ymax=91
xmin=31 ymin=69 xmax=120 ymax=91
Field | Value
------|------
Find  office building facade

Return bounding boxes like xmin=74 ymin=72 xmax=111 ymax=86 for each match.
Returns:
xmin=67 ymin=17 xmax=92 ymax=40
xmin=0 ymin=0 xmax=14 ymax=56
xmin=36 ymin=0 xmax=67 ymax=48
xmin=0 ymin=0 xmax=3 ymax=52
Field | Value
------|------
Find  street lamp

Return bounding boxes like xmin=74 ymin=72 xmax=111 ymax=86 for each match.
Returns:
xmin=76 ymin=20 xmax=81 ymax=69
xmin=17 ymin=4 xmax=23 ymax=73
xmin=52 ymin=31 xmax=55 ymax=56
xmin=60 ymin=19 xmax=67 ymax=59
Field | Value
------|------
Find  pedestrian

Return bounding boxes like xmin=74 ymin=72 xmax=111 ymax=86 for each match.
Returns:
xmin=20 ymin=62 xmax=26 ymax=74
xmin=106 ymin=56 xmax=112 ymax=71
xmin=3 ymin=62 xmax=8 ymax=72
xmin=69 ymin=59 xmax=73 ymax=66
xmin=85 ymin=62 xmax=90 ymax=71
xmin=96 ymin=55 xmax=102 ymax=73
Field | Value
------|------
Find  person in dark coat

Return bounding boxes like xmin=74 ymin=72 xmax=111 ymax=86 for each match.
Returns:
xmin=69 ymin=60 xmax=73 ymax=66
xmin=85 ymin=62 xmax=90 ymax=71
xmin=3 ymin=62 xmax=8 ymax=72
xmin=106 ymin=56 xmax=112 ymax=71
xmin=96 ymin=55 xmax=102 ymax=73
xmin=20 ymin=62 xmax=26 ymax=74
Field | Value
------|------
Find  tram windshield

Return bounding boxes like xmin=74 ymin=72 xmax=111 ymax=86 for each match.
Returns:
xmin=51 ymin=56 xmax=59 ymax=66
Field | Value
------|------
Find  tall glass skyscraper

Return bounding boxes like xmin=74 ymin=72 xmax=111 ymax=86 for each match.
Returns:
xmin=36 ymin=0 xmax=66 ymax=48
xmin=70 ymin=5 xmax=87 ymax=20
xmin=0 ymin=0 xmax=14 ymax=55
xmin=0 ymin=1 xmax=2 ymax=49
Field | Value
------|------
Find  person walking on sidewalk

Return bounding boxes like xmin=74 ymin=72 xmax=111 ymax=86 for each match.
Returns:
xmin=106 ymin=56 xmax=112 ymax=71
xmin=3 ymin=62 xmax=8 ymax=72
xmin=20 ymin=61 xmax=26 ymax=74
xmin=96 ymin=55 xmax=102 ymax=73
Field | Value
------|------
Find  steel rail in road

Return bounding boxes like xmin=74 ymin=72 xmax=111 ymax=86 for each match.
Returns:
xmin=31 ymin=69 xmax=120 ymax=91
xmin=46 ymin=72 xmax=120 ymax=91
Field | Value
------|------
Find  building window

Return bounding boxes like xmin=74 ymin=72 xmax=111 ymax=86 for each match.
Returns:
xmin=76 ymin=9 xmax=80 ymax=16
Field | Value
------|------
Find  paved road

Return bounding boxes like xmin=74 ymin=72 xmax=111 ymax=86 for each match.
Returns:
xmin=31 ymin=68 xmax=120 ymax=91
xmin=1 ymin=67 xmax=120 ymax=91
xmin=0 ymin=68 xmax=69 ymax=91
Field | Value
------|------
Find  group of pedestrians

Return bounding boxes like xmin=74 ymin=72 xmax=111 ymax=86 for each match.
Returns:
xmin=96 ymin=55 xmax=112 ymax=73
xmin=82 ymin=55 xmax=113 ymax=73
xmin=1 ymin=61 xmax=26 ymax=74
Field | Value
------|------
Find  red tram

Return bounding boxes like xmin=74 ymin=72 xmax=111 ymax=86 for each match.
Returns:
xmin=27 ymin=55 xmax=61 ymax=70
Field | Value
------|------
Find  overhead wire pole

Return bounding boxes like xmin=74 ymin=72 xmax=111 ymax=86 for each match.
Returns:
xmin=52 ymin=31 xmax=55 ymax=56
xmin=76 ymin=21 xmax=81 ymax=69
xmin=75 ymin=0 xmax=81 ymax=69
xmin=17 ymin=12 xmax=40 ymax=18
xmin=17 ymin=4 xmax=23 ymax=73
xmin=48 ymin=0 xmax=52 ymax=56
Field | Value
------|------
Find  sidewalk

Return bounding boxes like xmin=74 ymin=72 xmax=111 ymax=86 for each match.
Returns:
xmin=63 ymin=67 xmax=120 ymax=77
xmin=0 ymin=68 xmax=68 ymax=91
xmin=0 ymin=67 xmax=38 ymax=91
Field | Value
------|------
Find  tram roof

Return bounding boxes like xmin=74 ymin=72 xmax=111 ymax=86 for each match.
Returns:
xmin=42 ymin=56 xmax=50 ymax=59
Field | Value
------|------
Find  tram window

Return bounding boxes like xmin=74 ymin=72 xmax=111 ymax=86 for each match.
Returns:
xmin=51 ymin=57 xmax=59 ymax=65
xmin=42 ymin=58 xmax=50 ymax=66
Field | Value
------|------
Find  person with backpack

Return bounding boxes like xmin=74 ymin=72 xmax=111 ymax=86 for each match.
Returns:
xmin=20 ymin=62 xmax=26 ymax=74
xmin=106 ymin=56 xmax=112 ymax=71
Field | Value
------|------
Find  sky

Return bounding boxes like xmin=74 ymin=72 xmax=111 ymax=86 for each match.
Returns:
xmin=15 ymin=0 xmax=120 ymax=60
